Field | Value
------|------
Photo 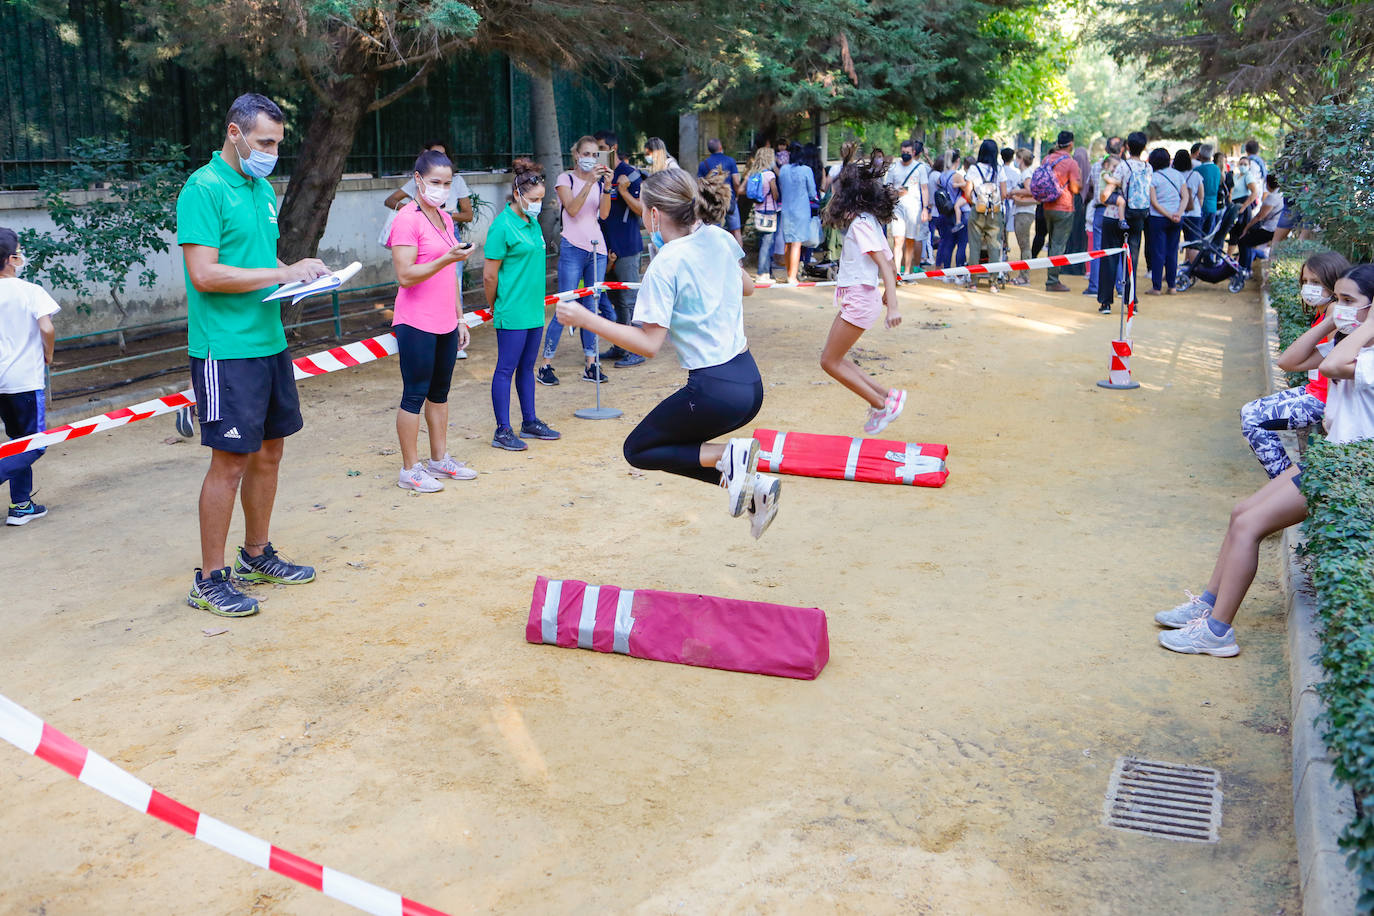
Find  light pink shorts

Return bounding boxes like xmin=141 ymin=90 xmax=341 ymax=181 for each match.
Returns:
xmin=835 ymin=284 xmax=883 ymax=330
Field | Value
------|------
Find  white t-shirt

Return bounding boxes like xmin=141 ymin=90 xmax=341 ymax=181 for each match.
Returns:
xmin=884 ymin=161 xmax=927 ymax=222
xmin=0 ymin=277 xmax=60 ymax=393
xmin=400 ymin=173 xmax=472 ymax=212
xmin=1324 ymin=349 xmax=1374 ymax=444
xmin=1260 ymin=190 xmax=1285 ymax=231
xmin=836 ymin=214 xmax=892 ymax=288
xmin=1007 ymin=165 xmax=1036 ymax=215
xmin=633 ymin=225 xmax=748 ymax=370
xmin=1184 ymin=169 xmax=1204 ymax=217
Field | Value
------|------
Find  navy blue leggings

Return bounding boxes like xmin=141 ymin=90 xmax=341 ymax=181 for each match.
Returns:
xmin=492 ymin=327 xmax=542 ymax=429
xmin=395 ymin=324 xmax=459 ymax=414
xmin=623 ymin=350 xmax=764 ymax=484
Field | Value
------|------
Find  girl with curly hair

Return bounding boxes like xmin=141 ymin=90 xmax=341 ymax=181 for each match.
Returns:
xmin=820 ymin=155 xmax=907 ymax=435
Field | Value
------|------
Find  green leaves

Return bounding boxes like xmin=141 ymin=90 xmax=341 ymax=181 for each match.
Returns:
xmin=1276 ymin=94 xmax=1374 ymax=265
xmin=19 ymin=138 xmax=187 ymax=316
xmin=1298 ymin=432 xmax=1374 ymax=911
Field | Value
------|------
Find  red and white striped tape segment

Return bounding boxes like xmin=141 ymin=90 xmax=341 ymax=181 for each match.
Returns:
xmin=0 ymin=692 xmax=450 ymax=916
xmin=538 ymin=248 xmax=1124 ymax=295
xmin=0 ymin=308 xmax=495 ymax=461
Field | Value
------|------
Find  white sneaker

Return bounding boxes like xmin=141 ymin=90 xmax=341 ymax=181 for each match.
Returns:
xmin=456 ymin=349 xmax=468 ymax=360
xmin=716 ymin=437 xmax=760 ymax=517
xmin=862 ymin=392 xmax=898 ymax=436
xmin=747 ymin=473 xmax=781 ymax=539
xmin=1158 ymin=616 xmax=1239 ymax=657
xmin=426 ymin=453 xmax=478 ymax=480
xmin=1155 ymin=591 xmax=1211 ymax=628
xmin=398 ymin=463 xmax=444 ymax=492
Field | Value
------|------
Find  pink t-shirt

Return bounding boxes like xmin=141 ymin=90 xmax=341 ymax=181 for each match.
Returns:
xmin=557 ymin=171 xmax=606 ymax=253
xmin=387 ymin=203 xmax=460 ymax=334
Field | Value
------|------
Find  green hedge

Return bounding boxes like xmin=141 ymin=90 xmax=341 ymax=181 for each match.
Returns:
xmin=1299 ymin=436 xmax=1374 ymax=910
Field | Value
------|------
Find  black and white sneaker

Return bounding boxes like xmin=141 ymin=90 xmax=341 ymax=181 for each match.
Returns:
xmin=716 ymin=437 xmax=760 ymax=518
xmin=520 ymin=419 xmax=561 ymax=441
xmin=233 ymin=543 xmax=316 ymax=584
xmin=747 ymin=473 xmax=781 ymax=540
xmin=599 ymin=345 xmax=629 ymax=361
xmin=6 ymin=500 xmax=47 ymax=526
xmin=188 ymin=567 xmax=259 ymax=617
xmin=492 ymin=425 xmax=528 ymax=451
xmin=614 ymin=353 xmax=646 ymax=368
xmin=1098 ymin=304 xmax=1112 ymax=314
xmin=581 ymin=365 xmax=609 ymax=383
xmin=175 ymin=406 xmax=195 ymax=438
xmin=537 ymin=366 xmax=559 ymax=387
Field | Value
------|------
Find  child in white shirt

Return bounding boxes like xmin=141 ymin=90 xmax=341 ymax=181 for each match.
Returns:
xmin=821 ymin=157 xmax=906 ymax=435
xmin=0 ymin=228 xmax=60 ymax=525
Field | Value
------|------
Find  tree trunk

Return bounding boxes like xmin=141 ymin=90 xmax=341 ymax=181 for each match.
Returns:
xmin=527 ymin=62 xmax=563 ymax=247
xmin=678 ymin=111 xmax=700 ymax=173
xmin=813 ymin=109 xmax=828 ymax=162
xmin=276 ymin=42 xmax=380 ymax=332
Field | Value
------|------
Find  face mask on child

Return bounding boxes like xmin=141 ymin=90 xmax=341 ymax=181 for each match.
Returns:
xmin=8 ymin=253 xmax=24 ymax=276
xmin=1332 ymin=304 xmax=1363 ymax=334
xmin=649 ymin=209 xmax=665 ymax=249
xmin=1301 ymin=283 xmax=1331 ymax=307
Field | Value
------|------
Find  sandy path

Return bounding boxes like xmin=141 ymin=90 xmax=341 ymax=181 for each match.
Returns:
xmin=0 ymin=271 xmax=1296 ymax=914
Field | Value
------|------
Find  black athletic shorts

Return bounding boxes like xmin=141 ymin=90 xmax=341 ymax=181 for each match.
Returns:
xmin=190 ymin=349 xmax=303 ymax=453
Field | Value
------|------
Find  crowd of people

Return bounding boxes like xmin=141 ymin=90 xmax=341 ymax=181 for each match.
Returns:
xmin=0 ymin=93 xmax=1366 ymax=669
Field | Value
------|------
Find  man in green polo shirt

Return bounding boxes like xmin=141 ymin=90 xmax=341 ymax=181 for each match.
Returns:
xmin=178 ymin=92 xmax=332 ymax=617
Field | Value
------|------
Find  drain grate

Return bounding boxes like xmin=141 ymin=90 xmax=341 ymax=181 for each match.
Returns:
xmin=1103 ymin=756 xmax=1222 ymax=843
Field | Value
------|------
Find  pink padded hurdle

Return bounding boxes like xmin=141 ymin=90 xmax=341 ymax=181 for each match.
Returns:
xmin=526 ymin=576 xmax=829 ymax=679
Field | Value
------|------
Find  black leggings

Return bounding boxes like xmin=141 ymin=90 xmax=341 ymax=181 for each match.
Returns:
xmin=395 ymin=323 xmax=459 ymax=414
xmin=623 ymin=350 xmax=764 ymax=484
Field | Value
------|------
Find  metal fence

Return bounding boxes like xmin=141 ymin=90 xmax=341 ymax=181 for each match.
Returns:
xmin=0 ymin=0 xmax=635 ymax=186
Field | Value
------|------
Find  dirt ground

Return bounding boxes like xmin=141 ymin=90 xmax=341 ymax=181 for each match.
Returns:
xmin=1 ymin=267 xmax=1298 ymax=914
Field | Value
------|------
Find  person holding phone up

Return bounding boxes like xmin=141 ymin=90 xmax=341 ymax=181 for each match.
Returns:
xmin=387 ymin=147 xmax=478 ymax=492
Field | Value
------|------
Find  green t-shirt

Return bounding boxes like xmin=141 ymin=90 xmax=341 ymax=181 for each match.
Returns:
xmin=484 ymin=204 xmax=547 ymax=330
xmin=176 ymin=152 xmax=285 ymax=359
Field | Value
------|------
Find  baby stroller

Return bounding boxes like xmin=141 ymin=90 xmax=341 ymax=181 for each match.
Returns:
xmin=1175 ymin=205 xmax=1247 ymax=294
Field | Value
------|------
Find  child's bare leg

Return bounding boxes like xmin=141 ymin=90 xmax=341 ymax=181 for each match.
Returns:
xmin=820 ymin=315 xmax=887 ymax=407
xmin=1210 ymin=469 xmax=1307 ymax=625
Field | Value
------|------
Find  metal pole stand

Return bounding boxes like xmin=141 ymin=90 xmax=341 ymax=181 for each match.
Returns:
xmin=1098 ymin=249 xmax=1141 ymax=390
xmin=575 ymin=240 xmax=623 ymax=420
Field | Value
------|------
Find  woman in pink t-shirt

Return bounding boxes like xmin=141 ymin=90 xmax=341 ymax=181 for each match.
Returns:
xmin=387 ymin=149 xmax=477 ymax=492
xmin=538 ymin=135 xmax=615 ymax=387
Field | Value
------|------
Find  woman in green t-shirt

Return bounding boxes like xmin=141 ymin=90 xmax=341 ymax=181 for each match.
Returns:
xmin=482 ymin=159 xmax=561 ymax=451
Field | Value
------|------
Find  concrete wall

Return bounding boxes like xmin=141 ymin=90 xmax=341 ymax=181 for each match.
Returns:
xmin=0 ymin=170 xmax=515 ymax=340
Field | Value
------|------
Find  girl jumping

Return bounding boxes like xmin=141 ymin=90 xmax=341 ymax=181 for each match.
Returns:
xmin=820 ymin=156 xmax=907 ymax=435
xmin=554 ymin=168 xmax=780 ymax=539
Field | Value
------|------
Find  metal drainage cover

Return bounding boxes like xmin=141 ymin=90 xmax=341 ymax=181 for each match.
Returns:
xmin=1103 ymin=756 xmax=1221 ymax=843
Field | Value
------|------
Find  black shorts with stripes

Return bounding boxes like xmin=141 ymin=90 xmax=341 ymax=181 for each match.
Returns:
xmin=189 ymin=349 xmax=303 ymax=453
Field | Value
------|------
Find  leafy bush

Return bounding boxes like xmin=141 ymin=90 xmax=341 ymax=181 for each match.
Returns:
xmin=19 ymin=138 xmax=187 ymax=344
xmin=1299 ymin=435 xmax=1374 ymax=910
xmin=1275 ymin=93 xmax=1374 ymax=264
xmin=1267 ymin=240 xmax=1330 ymax=389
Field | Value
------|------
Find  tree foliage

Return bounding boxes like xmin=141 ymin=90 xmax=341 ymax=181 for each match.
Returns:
xmin=1097 ymin=0 xmax=1374 ymax=126
xmin=18 ymin=138 xmax=186 ymax=338
xmin=660 ymin=0 xmax=1040 ymax=131
xmin=1275 ymin=92 xmax=1374 ymax=263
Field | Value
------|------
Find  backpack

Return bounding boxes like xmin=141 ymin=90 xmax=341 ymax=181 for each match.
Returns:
xmin=933 ymin=171 xmax=956 ymax=217
xmin=1123 ymin=160 xmax=1151 ymax=211
xmin=970 ymin=164 xmax=1002 ymax=214
xmin=1029 ymin=152 xmax=1069 ymax=204
xmin=745 ymin=171 xmax=767 ymax=203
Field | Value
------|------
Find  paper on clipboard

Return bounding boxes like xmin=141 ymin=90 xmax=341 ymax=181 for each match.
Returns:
xmin=263 ymin=261 xmax=362 ymax=306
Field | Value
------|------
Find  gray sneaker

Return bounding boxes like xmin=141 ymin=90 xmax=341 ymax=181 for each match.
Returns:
xmin=1155 ymin=591 xmax=1212 ymax=628
xmin=747 ymin=473 xmax=781 ymax=539
xmin=233 ymin=543 xmax=316 ymax=584
xmin=1159 ymin=616 xmax=1239 ymax=657
xmin=188 ymin=567 xmax=260 ymax=617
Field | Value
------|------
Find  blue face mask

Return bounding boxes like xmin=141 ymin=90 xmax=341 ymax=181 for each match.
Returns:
xmin=234 ymin=135 xmax=278 ymax=180
xmin=523 ymin=197 xmax=542 ymax=218
xmin=649 ymin=210 xmax=664 ymax=249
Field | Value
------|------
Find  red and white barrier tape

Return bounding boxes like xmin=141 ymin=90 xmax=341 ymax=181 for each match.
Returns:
xmin=3 ymin=246 xmax=1125 ymax=460
xmin=542 ymin=249 xmax=1126 ymax=295
xmin=0 ymin=692 xmax=449 ymax=915
xmin=0 ymin=308 xmax=494 ymax=460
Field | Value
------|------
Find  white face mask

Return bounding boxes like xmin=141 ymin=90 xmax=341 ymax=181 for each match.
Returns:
xmin=1332 ymin=305 xmax=1364 ymax=335
xmin=418 ymin=180 xmax=449 ymax=207
xmin=1301 ymin=283 xmax=1331 ymax=307
xmin=522 ymin=196 xmax=543 ymax=217
xmin=8 ymin=253 xmax=24 ymax=276
xmin=577 ymin=156 xmax=598 ymax=172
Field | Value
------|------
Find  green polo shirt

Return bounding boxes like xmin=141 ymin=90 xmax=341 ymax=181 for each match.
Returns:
xmin=484 ymin=204 xmax=547 ymax=330
xmin=177 ymin=151 xmax=285 ymax=359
